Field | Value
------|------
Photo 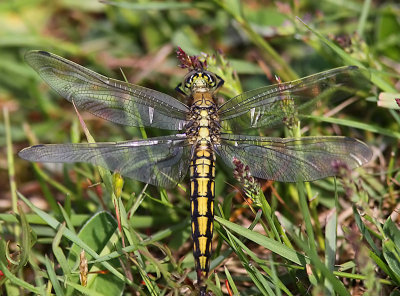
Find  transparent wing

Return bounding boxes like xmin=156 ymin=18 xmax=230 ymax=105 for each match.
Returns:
xmin=218 ymin=66 xmax=369 ymax=132
xmin=19 ymin=135 xmax=191 ymax=188
xmin=215 ymin=134 xmax=372 ymax=182
xmin=25 ymin=50 xmax=190 ymax=130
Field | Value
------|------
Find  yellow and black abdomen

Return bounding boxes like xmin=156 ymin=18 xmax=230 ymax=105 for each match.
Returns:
xmin=190 ymin=143 xmax=215 ymax=280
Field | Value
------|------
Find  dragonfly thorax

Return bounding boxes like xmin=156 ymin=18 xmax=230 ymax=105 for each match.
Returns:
xmin=186 ymin=100 xmax=220 ymax=146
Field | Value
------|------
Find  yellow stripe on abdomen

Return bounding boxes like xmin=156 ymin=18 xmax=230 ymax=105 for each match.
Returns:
xmin=190 ymin=144 xmax=215 ymax=280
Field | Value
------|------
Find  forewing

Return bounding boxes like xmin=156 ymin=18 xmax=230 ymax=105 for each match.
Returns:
xmin=216 ymin=134 xmax=372 ymax=182
xmin=218 ymin=66 xmax=369 ymax=131
xmin=19 ymin=135 xmax=191 ymax=188
xmin=25 ymin=50 xmax=189 ymax=130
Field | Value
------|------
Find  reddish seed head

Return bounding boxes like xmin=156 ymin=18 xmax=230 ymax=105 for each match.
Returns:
xmin=176 ymin=47 xmax=207 ymax=71
xmin=331 ymin=159 xmax=351 ymax=178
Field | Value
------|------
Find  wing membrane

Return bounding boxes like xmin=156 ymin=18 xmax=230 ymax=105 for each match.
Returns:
xmin=218 ymin=66 xmax=369 ymax=131
xmin=216 ymin=134 xmax=372 ymax=182
xmin=25 ymin=50 xmax=189 ymax=130
xmin=19 ymin=135 xmax=191 ymax=188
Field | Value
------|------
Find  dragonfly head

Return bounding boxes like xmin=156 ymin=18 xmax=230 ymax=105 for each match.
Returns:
xmin=183 ymin=70 xmax=217 ymax=92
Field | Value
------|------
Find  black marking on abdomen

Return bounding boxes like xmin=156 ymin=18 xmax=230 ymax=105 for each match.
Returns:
xmin=190 ymin=143 xmax=215 ymax=283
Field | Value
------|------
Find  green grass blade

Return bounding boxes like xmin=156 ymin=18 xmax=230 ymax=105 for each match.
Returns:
xmin=291 ymin=233 xmax=351 ymax=296
xmin=17 ymin=192 xmax=129 ymax=284
xmin=215 ymin=216 xmax=310 ymax=265
xmin=0 ymin=240 xmax=42 ymax=294
xmin=224 ymin=266 xmax=239 ymax=295
xmin=298 ymin=17 xmax=397 ymax=93
xmin=3 ymin=108 xmax=17 ymax=216
xmin=44 ymin=256 xmax=64 ymax=296
xmin=357 ymin=0 xmax=372 ymax=37
xmin=324 ymin=208 xmax=337 ymax=294
xmin=353 ymin=205 xmax=381 ymax=256
xmin=304 ymin=114 xmax=400 ymax=139
xmin=101 ymin=1 xmax=212 ymax=10
xmin=52 ymin=223 xmax=71 ymax=276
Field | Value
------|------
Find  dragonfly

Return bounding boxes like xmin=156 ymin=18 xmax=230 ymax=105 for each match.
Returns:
xmin=19 ymin=49 xmax=372 ymax=293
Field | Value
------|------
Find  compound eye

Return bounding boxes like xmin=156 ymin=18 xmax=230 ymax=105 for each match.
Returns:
xmin=205 ymin=73 xmax=216 ymax=87
xmin=185 ymin=74 xmax=194 ymax=88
